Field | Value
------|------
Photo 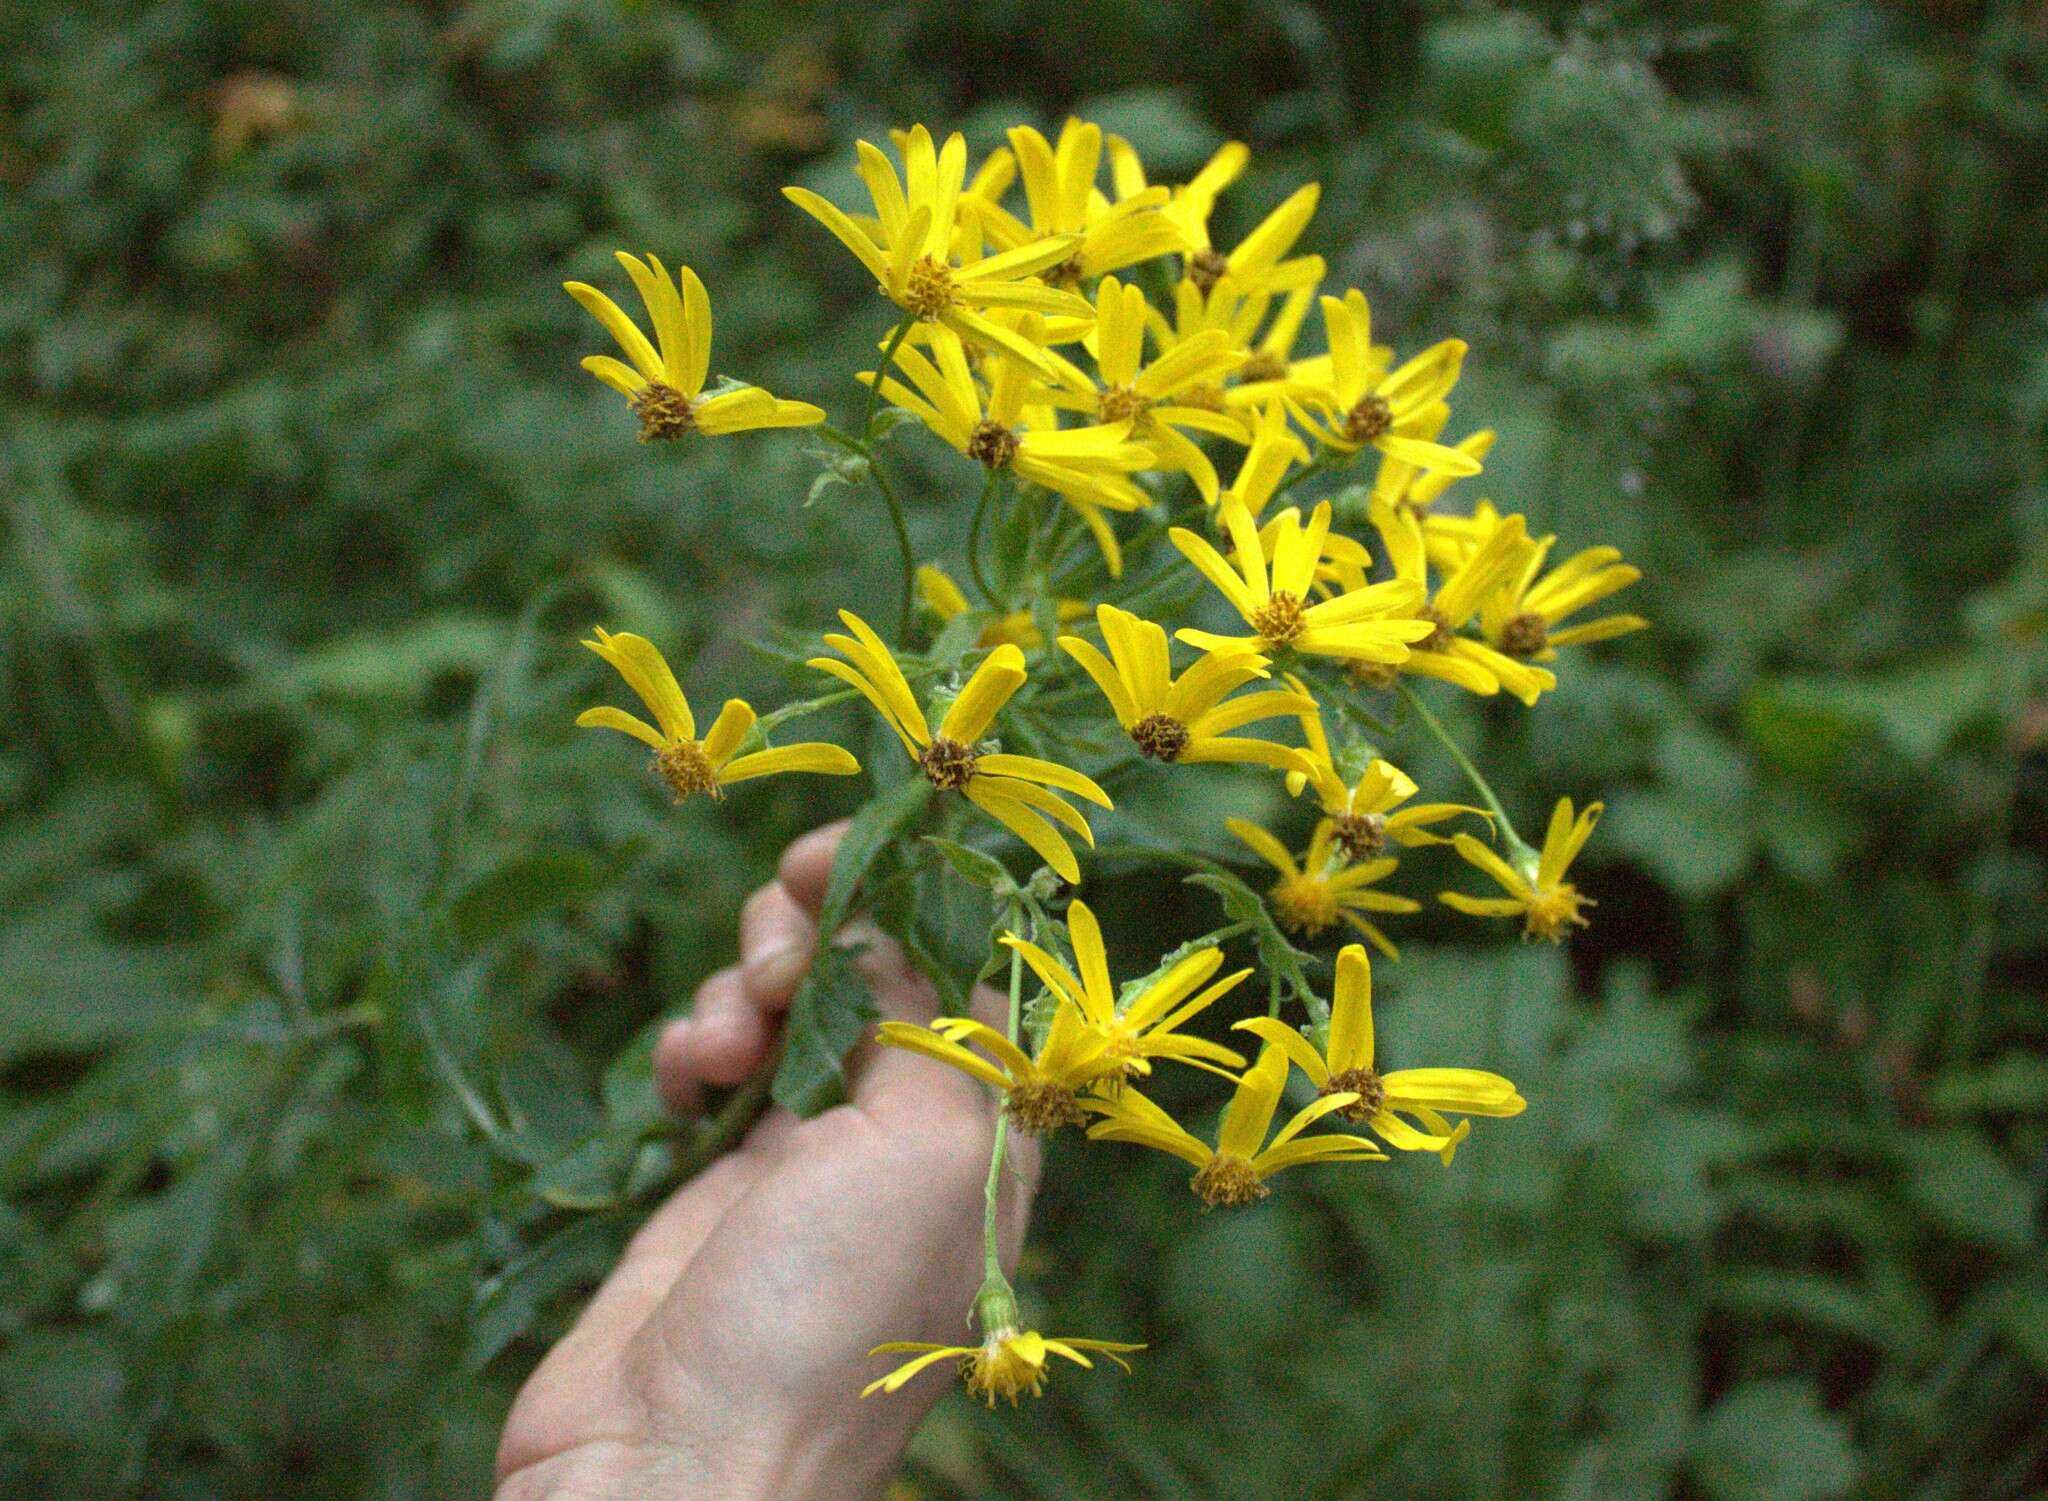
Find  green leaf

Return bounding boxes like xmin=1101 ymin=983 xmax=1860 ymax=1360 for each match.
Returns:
xmin=448 ymin=851 xmax=610 ymax=948
xmin=529 ymin=1126 xmax=648 ymax=1211
xmin=1690 ymin=1379 xmax=1856 ymax=1501
xmin=1923 ymin=1053 xmax=2048 ymax=1116
xmin=922 ymin=835 xmax=1015 ymax=893
xmin=1898 ymin=1129 xmax=2035 ymax=1254
xmin=466 ymin=1214 xmax=630 ymax=1371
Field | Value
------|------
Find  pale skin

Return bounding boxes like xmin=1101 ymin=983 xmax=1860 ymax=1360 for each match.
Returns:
xmin=494 ymin=823 xmax=1041 ymax=1501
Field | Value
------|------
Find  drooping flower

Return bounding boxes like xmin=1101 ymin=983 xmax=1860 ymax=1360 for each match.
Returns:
xmin=1236 ymin=943 xmax=1525 ymax=1164
xmin=1058 ymin=605 xmax=1314 ymax=775
xmin=976 ymin=119 xmax=1187 ymax=284
xmin=1283 ymin=692 xmax=1485 ymax=858
xmin=862 ymin=322 xmax=1154 ymax=576
xmin=809 ymin=611 xmax=1110 ymax=883
xmin=917 ymin=563 xmax=1086 ymax=651
xmin=863 ymin=1327 xmax=1143 ymax=1405
xmin=565 ymin=254 xmax=825 ymax=442
xmin=1170 ymin=499 xmax=1433 ymax=666
xmin=782 ymin=125 xmax=1093 ymax=376
xmin=1086 ymin=1041 xmax=1385 ymax=1207
xmin=1287 ymin=291 xmax=1483 ymax=477
xmin=1227 ymin=816 xmax=1420 ymax=959
xmin=1441 ymin=798 xmax=1603 ymax=942
xmin=577 ymin=628 xmax=858 ymax=798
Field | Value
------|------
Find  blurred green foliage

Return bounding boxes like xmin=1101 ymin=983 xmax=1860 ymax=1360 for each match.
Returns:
xmin=4 ymin=1 xmax=2045 ymax=1497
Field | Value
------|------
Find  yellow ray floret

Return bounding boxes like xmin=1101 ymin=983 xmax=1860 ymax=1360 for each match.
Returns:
xmin=1227 ymin=816 xmax=1420 ymax=959
xmin=565 ymin=254 xmax=825 ymax=442
xmin=1170 ymin=498 xmax=1433 ymax=665
xmin=863 ymin=1326 xmax=1143 ymax=1405
xmin=576 ymin=627 xmax=857 ymax=799
xmin=1441 ymin=797 xmax=1604 ymax=942
xmin=808 ymin=610 xmax=1110 ymax=883
xmin=1287 ymin=290 xmax=1484 ymax=477
xmin=1214 ymin=397 xmax=1311 ymax=519
xmin=1058 ymin=604 xmax=1314 ymax=775
xmin=1236 ymin=943 xmax=1525 ymax=1164
xmin=1086 ymin=1041 xmax=1385 ymax=1207
xmin=976 ymin=118 xmax=1188 ymax=283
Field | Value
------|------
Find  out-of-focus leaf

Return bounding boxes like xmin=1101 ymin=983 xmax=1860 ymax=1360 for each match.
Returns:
xmin=466 ymin=1214 xmax=630 ymax=1372
xmin=1898 ymin=1130 xmax=2035 ymax=1254
xmin=1689 ymin=1379 xmax=1857 ymax=1501
xmin=448 ymin=851 xmax=610 ymax=947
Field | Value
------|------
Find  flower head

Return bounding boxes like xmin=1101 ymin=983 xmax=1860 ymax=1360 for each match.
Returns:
xmin=977 ymin=119 xmax=1187 ymax=283
xmin=809 ymin=611 xmax=1110 ymax=883
xmin=917 ymin=563 xmax=1085 ymax=650
xmin=1441 ymin=798 xmax=1603 ymax=942
xmin=1087 ymin=1041 xmax=1385 ymax=1207
xmin=577 ymin=628 xmax=857 ymax=799
xmin=864 ymin=1327 xmax=1142 ymax=1405
xmin=1236 ymin=944 xmax=1525 ymax=1163
xmin=1228 ymin=816 xmax=1420 ymax=959
xmin=1282 ymin=694 xmax=1484 ymax=857
xmin=1287 ymin=291 xmax=1483 ymax=478
xmin=565 ymin=254 xmax=825 ymax=442
xmin=1371 ymin=414 xmax=1495 ymax=512
xmin=1059 ymin=605 xmax=1314 ymax=775
xmin=1478 ymin=528 xmax=1648 ymax=665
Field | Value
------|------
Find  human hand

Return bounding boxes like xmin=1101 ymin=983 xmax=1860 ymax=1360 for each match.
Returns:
xmin=494 ymin=822 xmax=1041 ymax=1501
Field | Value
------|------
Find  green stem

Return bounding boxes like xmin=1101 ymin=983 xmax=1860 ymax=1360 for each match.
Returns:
xmin=967 ymin=468 xmax=1004 ymax=608
xmin=752 ymin=685 xmax=860 ymax=736
xmin=1397 ymin=680 xmax=1540 ymax=876
xmin=869 ymin=457 xmax=917 ymax=643
xmin=973 ymin=928 xmax=1026 ymax=1330
xmin=861 ymin=316 xmax=916 ymax=441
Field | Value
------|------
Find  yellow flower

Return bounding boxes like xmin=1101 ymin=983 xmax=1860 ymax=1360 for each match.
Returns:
xmin=1224 ymin=282 xmax=1334 ymax=406
xmin=576 ymin=627 xmax=858 ymax=799
xmin=1227 ymin=816 xmax=1421 ymax=959
xmin=875 ymin=1005 xmax=1115 ymax=1133
xmin=808 ymin=611 xmax=1110 ymax=883
xmin=1040 ymin=276 xmax=1249 ymax=503
xmin=1441 ymin=797 xmax=1603 ymax=942
xmin=1170 ymin=171 xmax=1324 ymax=302
xmin=1169 ymin=498 xmax=1433 ymax=666
xmin=1282 ymin=691 xmax=1485 ymax=857
xmin=1352 ymin=500 xmax=1557 ymax=703
xmin=863 ymin=1326 xmax=1142 ymax=1405
xmin=1372 ymin=414 xmax=1495 ymax=512
xmin=1105 ymin=135 xmax=1249 ymax=266
xmin=917 ymin=563 xmax=1085 ymax=650
xmin=781 ymin=124 xmax=1092 ymax=377
xmin=863 ymin=323 xmax=1155 ymax=576
xmin=977 ymin=119 xmax=1187 ymax=283
xmin=1478 ymin=531 xmax=1648 ymax=665
xmin=1288 ymin=291 xmax=1483 ymax=477
xmin=1236 ymin=943 xmax=1526 ymax=1164
xmin=564 ymin=254 xmax=825 ymax=443
xmin=1086 ymin=1041 xmax=1385 ymax=1207
xmin=1215 ymin=398 xmax=1310 ymax=520
xmin=1059 ymin=604 xmax=1314 ymax=775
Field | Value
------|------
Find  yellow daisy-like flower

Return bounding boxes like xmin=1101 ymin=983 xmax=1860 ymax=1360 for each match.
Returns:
xmin=1172 ymin=174 xmax=1324 ymax=302
xmin=917 ymin=563 xmax=1086 ymax=650
xmin=1227 ymin=816 xmax=1421 ymax=959
xmin=1442 ymin=797 xmax=1604 ymax=942
xmin=1236 ymin=943 xmax=1526 ymax=1164
xmin=1352 ymin=500 xmax=1556 ymax=703
xmin=576 ymin=627 xmax=858 ymax=799
xmin=1058 ymin=604 xmax=1313 ymax=775
xmin=1288 ymin=291 xmax=1483 ymax=477
xmin=564 ymin=254 xmax=826 ymax=443
xmin=1215 ymin=398 xmax=1310 ymax=520
xmin=808 ymin=611 xmax=1110 ymax=883
xmin=781 ymin=125 xmax=1092 ymax=377
xmin=977 ymin=119 xmax=1187 ymax=284
xmin=1478 ymin=530 xmax=1649 ymax=665
xmin=1105 ymin=135 xmax=1249 ymax=267
xmin=1282 ymin=689 xmax=1484 ymax=858
xmin=1041 ymin=276 xmax=1249 ymax=503
xmin=1169 ymin=498 xmax=1433 ymax=666
xmin=1086 ymin=1040 xmax=1386 ymax=1207
xmin=863 ymin=1326 xmax=1143 ymax=1405
xmin=1225 ymin=282 xmax=1345 ymax=407
xmin=863 ymin=322 xmax=1155 ymax=577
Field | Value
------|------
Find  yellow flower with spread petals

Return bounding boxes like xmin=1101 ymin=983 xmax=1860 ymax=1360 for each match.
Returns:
xmin=1086 ymin=1041 xmax=1386 ymax=1207
xmin=1059 ymin=605 xmax=1313 ymax=775
xmin=1479 ymin=530 xmax=1649 ymax=664
xmin=977 ymin=119 xmax=1187 ymax=284
xmin=917 ymin=563 xmax=1085 ymax=650
xmin=564 ymin=254 xmax=825 ymax=443
xmin=863 ymin=1327 xmax=1142 ymax=1405
xmin=781 ymin=124 xmax=1092 ymax=377
xmin=1288 ymin=291 xmax=1483 ymax=478
xmin=1442 ymin=798 xmax=1604 ymax=942
xmin=864 ymin=323 xmax=1155 ymax=576
xmin=1170 ymin=498 xmax=1433 ymax=665
xmin=1041 ymin=276 xmax=1249 ymax=503
xmin=1171 ymin=173 xmax=1324 ymax=302
xmin=1225 ymin=282 xmax=1334 ymax=406
xmin=1215 ymin=398 xmax=1310 ymax=519
xmin=1282 ymin=690 xmax=1485 ymax=857
xmin=1236 ymin=943 xmax=1526 ymax=1164
xmin=808 ymin=611 xmax=1110 ymax=883
xmin=577 ymin=628 xmax=858 ymax=799
xmin=1227 ymin=816 xmax=1421 ymax=959
xmin=1105 ymin=136 xmax=1249 ymax=266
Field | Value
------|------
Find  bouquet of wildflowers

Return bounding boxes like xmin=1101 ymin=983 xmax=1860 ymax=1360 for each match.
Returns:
xmin=564 ymin=120 xmax=1645 ymax=1407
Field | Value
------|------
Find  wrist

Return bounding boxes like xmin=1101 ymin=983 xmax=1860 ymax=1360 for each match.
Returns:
xmin=491 ymin=1425 xmax=895 ymax=1501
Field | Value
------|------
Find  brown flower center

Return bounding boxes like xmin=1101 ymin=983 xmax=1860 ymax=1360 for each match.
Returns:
xmin=1331 ymin=811 xmax=1387 ymax=860
xmin=1498 ymin=612 xmax=1549 ymax=658
xmin=1051 ymin=252 xmax=1087 ymax=286
xmin=1129 ymin=712 xmax=1191 ymax=762
xmin=1249 ymin=590 xmax=1307 ymax=648
xmin=1098 ymin=384 xmax=1152 ymax=427
xmin=1187 ymin=248 xmax=1230 ymax=295
xmin=1343 ymin=393 xmax=1393 ymax=444
xmin=630 ymin=382 xmax=696 ymax=443
xmin=1176 ymin=383 xmax=1227 ymax=413
xmin=1322 ymin=1066 xmax=1386 ymax=1123
xmin=1418 ymin=606 xmax=1456 ymax=654
xmin=1238 ymin=350 xmax=1287 ymax=383
xmin=919 ymin=735 xmax=981 ymax=791
xmin=1347 ymin=660 xmax=1400 ymax=690
xmin=1005 ymin=1081 xmax=1085 ymax=1134
xmin=903 ymin=254 xmax=955 ymax=320
xmin=1192 ymin=1154 xmax=1267 ymax=1208
xmin=654 ymin=741 xmax=720 ymax=800
xmin=966 ymin=419 xmax=1020 ymax=469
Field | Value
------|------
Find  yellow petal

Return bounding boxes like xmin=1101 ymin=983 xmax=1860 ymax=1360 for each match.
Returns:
xmin=719 ymin=743 xmax=860 ymax=783
xmin=939 ymin=644 xmax=1027 ymax=744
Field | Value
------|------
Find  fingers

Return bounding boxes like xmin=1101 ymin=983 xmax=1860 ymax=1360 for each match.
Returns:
xmin=777 ymin=819 xmax=849 ymax=915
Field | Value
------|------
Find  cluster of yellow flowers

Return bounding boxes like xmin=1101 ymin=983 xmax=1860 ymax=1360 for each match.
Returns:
xmin=566 ymin=119 xmax=1644 ymax=1408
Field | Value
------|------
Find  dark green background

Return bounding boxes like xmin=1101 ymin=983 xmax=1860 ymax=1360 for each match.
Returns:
xmin=4 ymin=2 xmax=2044 ymax=1497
